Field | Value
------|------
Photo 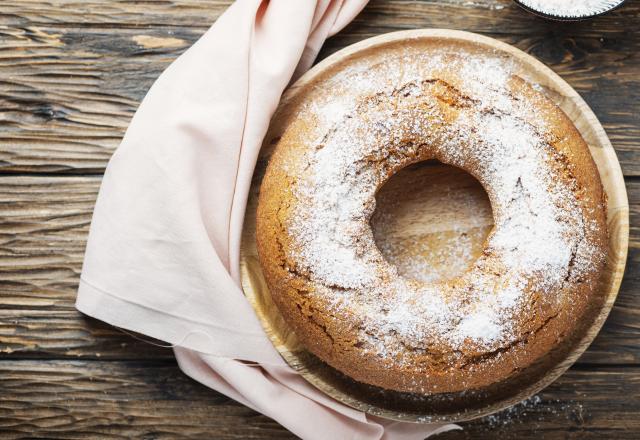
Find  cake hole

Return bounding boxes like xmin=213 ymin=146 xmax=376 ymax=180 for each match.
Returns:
xmin=371 ymin=160 xmax=494 ymax=284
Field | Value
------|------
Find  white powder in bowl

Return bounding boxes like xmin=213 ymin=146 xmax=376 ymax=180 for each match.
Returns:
xmin=519 ymin=0 xmax=624 ymax=17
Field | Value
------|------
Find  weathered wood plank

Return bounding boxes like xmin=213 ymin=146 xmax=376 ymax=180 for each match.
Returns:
xmin=0 ymin=0 xmax=638 ymax=174
xmin=438 ymin=366 xmax=640 ymax=439
xmin=0 ymin=175 xmax=638 ymax=364
xmin=0 ymin=175 xmax=172 ymax=359
xmin=0 ymin=309 xmax=173 ymax=359
xmin=0 ymin=360 xmax=638 ymax=439
xmin=0 ymin=177 xmax=96 ymax=309
xmin=0 ymin=0 xmax=226 ymax=28
xmin=0 ymin=0 xmax=636 ymax=31
xmin=0 ymin=359 xmax=296 ymax=439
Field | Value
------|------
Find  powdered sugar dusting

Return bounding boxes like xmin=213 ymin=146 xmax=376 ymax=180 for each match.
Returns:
xmin=281 ymin=49 xmax=604 ymax=361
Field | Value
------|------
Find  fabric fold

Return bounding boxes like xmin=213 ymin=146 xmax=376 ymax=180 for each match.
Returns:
xmin=76 ymin=0 xmax=457 ymax=437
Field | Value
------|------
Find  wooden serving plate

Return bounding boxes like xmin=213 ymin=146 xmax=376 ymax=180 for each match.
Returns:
xmin=239 ymin=29 xmax=629 ymax=422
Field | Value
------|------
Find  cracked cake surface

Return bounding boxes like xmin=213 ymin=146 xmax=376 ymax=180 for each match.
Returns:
xmin=256 ymin=40 xmax=608 ymax=395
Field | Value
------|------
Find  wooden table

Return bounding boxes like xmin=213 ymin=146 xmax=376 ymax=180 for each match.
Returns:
xmin=0 ymin=1 xmax=638 ymax=438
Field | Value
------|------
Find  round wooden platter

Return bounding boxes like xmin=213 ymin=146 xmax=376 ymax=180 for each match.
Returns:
xmin=239 ymin=29 xmax=629 ymax=423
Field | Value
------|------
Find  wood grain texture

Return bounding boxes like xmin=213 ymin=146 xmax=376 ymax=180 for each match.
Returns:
xmin=437 ymin=366 xmax=640 ymax=439
xmin=0 ymin=176 xmax=170 ymax=359
xmin=0 ymin=360 xmax=638 ymax=439
xmin=0 ymin=360 xmax=296 ymax=440
xmin=0 ymin=0 xmax=638 ymax=173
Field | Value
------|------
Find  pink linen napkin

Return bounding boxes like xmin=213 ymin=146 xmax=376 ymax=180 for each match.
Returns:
xmin=76 ymin=0 xmax=458 ymax=438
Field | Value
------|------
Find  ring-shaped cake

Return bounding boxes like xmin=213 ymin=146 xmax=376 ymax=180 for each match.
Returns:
xmin=256 ymin=46 xmax=608 ymax=394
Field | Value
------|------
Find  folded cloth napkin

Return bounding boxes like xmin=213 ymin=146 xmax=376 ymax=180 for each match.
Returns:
xmin=76 ymin=0 xmax=458 ymax=438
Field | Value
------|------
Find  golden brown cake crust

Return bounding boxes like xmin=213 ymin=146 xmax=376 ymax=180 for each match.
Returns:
xmin=256 ymin=41 xmax=608 ymax=395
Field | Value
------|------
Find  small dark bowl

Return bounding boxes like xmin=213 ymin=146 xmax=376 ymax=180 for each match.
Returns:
xmin=513 ymin=0 xmax=627 ymax=21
